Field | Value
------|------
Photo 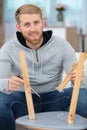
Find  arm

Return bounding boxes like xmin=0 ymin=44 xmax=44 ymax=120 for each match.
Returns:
xmin=62 ymin=41 xmax=77 ymax=83
xmin=63 ymin=42 xmax=77 ymax=73
xmin=0 ymin=51 xmax=12 ymax=92
xmin=0 ymin=46 xmax=23 ymax=93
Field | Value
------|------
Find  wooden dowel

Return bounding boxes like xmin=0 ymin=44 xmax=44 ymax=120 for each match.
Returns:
xmin=57 ymin=52 xmax=87 ymax=92
xmin=57 ymin=63 xmax=78 ymax=92
xmin=68 ymin=53 xmax=85 ymax=124
xmin=19 ymin=51 xmax=35 ymax=120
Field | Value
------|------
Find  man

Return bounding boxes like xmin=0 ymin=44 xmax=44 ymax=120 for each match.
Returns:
xmin=0 ymin=4 xmax=87 ymax=130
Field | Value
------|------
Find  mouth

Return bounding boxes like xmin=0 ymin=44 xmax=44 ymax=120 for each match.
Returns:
xmin=31 ymin=35 xmax=38 ymax=38
xmin=30 ymin=32 xmax=38 ymax=38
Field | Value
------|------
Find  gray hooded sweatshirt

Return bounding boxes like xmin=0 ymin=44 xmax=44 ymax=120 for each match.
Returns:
xmin=0 ymin=31 xmax=77 ymax=94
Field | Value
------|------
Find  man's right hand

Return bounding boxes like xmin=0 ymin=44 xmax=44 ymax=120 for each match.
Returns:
xmin=8 ymin=76 xmax=24 ymax=91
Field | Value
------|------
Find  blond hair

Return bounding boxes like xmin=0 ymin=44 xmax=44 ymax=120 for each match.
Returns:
xmin=15 ymin=4 xmax=42 ymax=23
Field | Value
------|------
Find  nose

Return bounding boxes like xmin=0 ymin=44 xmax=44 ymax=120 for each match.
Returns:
xmin=30 ymin=24 xmax=36 ymax=32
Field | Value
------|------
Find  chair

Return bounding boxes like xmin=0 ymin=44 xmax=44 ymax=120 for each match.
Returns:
xmin=16 ymin=51 xmax=87 ymax=130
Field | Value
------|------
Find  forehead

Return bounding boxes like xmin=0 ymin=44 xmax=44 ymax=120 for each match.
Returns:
xmin=19 ymin=14 xmax=41 ymax=23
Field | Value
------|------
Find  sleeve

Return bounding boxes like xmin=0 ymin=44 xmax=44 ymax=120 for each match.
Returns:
xmin=0 ymin=47 xmax=12 ymax=93
xmin=62 ymin=41 xmax=77 ymax=74
xmin=81 ymin=59 xmax=87 ymax=89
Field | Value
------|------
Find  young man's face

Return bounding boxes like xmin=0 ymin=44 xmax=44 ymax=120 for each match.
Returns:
xmin=16 ymin=14 xmax=44 ymax=45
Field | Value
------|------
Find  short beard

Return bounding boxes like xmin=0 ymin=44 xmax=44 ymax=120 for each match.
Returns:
xmin=26 ymin=33 xmax=43 ymax=45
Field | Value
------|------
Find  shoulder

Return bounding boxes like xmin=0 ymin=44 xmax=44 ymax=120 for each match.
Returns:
xmin=52 ymin=35 xmax=74 ymax=51
xmin=51 ymin=35 xmax=76 ymax=60
xmin=0 ymin=40 xmax=13 ymax=52
xmin=0 ymin=36 xmax=21 ymax=53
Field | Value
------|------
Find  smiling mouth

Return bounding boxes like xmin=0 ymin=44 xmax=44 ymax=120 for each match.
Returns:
xmin=30 ymin=32 xmax=38 ymax=37
xmin=31 ymin=35 xmax=37 ymax=38
xmin=30 ymin=35 xmax=39 ymax=40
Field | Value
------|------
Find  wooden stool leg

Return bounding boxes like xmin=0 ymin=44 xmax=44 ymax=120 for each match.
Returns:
xmin=19 ymin=51 xmax=35 ymax=120
xmin=68 ymin=53 xmax=86 ymax=124
xmin=57 ymin=63 xmax=78 ymax=92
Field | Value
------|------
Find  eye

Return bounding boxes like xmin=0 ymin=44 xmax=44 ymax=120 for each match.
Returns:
xmin=34 ymin=20 xmax=40 ymax=25
xmin=24 ymin=23 xmax=30 ymax=27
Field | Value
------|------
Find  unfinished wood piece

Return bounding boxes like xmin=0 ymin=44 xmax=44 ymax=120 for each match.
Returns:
xmin=57 ymin=63 xmax=78 ymax=92
xmin=19 ymin=51 xmax=35 ymax=120
xmin=57 ymin=52 xmax=87 ymax=92
xmin=68 ymin=53 xmax=85 ymax=124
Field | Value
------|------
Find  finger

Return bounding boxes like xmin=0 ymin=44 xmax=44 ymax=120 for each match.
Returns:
xmin=9 ymin=85 xmax=21 ymax=91
xmin=12 ymin=76 xmax=24 ymax=83
xmin=10 ymin=76 xmax=24 ymax=86
xmin=10 ymin=80 xmax=23 ymax=86
xmin=8 ymin=81 xmax=23 ymax=91
xmin=8 ymin=76 xmax=24 ymax=91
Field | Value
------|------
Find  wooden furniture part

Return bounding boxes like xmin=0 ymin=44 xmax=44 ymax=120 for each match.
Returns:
xmin=16 ymin=111 xmax=87 ymax=130
xmin=57 ymin=52 xmax=87 ymax=124
xmin=16 ymin=51 xmax=87 ymax=130
xmin=57 ymin=52 xmax=87 ymax=92
xmin=56 ymin=63 xmax=78 ymax=92
xmin=19 ymin=51 xmax=35 ymax=120
xmin=68 ymin=53 xmax=86 ymax=124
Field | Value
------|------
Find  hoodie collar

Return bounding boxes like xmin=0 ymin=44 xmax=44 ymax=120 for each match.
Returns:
xmin=16 ymin=30 xmax=52 ymax=48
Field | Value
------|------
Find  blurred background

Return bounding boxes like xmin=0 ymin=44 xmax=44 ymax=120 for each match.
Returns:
xmin=0 ymin=0 xmax=87 ymax=52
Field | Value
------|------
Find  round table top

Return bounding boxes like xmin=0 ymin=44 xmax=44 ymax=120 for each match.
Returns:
xmin=16 ymin=111 xmax=87 ymax=130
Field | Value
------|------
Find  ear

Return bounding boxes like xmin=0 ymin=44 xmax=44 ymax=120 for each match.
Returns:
xmin=16 ymin=23 xmax=21 ymax=32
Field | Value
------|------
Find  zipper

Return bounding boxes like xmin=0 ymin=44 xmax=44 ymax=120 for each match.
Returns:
xmin=36 ymin=51 xmax=39 ymax=62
